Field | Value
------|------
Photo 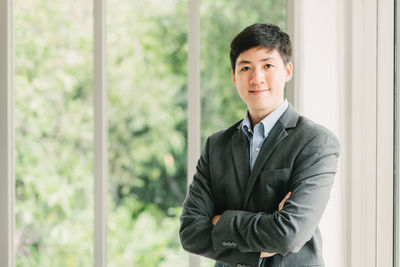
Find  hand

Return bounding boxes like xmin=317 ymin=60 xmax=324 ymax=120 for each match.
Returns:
xmin=278 ymin=191 xmax=292 ymax=211
xmin=212 ymin=214 xmax=221 ymax=225
xmin=260 ymin=191 xmax=292 ymax=257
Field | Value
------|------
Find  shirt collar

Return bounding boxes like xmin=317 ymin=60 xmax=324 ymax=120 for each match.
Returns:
xmin=241 ymin=99 xmax=289 ymax=139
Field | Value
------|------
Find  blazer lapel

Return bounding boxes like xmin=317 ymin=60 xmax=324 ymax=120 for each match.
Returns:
xmin=231 ymin=124 xmax=250 ymax=194
xmin=243 ymin=105 xmax=299 ymax=208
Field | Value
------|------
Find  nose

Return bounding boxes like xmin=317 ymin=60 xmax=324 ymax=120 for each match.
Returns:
xmin=249 ymin=68 xmax=265 ymax=85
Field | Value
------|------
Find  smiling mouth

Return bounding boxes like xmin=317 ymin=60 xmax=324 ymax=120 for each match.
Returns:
xmin=249 ymin=89 xmax=270 ymax=94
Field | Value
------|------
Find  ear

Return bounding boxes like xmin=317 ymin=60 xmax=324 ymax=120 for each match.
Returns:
xmin=232 ymin=70 xmax=237 ymax=86
xmin=285 ymin=62 xmax=293 ymax=82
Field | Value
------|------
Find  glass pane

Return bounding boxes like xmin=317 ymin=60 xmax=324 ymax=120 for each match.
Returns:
xmin=200 ymin=1 xmax=286 ymax=266
xmin=14 ymin=0 xmax=94 ymax=266
xmin=107 ymin=0 xmax=188 ymax=266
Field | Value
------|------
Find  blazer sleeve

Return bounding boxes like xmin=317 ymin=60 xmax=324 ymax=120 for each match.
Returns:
xmin=211 ymin=131 xmax=340 ymax=255
xmin=179 ymin=136 xmax=260 ymax=266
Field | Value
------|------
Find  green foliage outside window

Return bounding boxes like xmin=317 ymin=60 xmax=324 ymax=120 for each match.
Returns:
xmin=15 ymin=0 xmax=94 ymax=266
xmin=14 ymin=0 xmax=285 ymax=266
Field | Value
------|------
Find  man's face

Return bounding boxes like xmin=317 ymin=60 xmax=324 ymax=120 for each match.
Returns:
xmin=232 ymin=46 xmax=293 ymax=118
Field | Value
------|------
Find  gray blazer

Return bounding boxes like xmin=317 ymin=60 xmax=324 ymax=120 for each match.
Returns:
xmin=179 ymin=104 xmax=340 ymax=267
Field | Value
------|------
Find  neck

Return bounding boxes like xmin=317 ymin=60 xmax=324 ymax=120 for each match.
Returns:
xmin=248 ymin=101 xmax=284 ymax=127
xmin=248 ymin=112 xmax=267 ymax=128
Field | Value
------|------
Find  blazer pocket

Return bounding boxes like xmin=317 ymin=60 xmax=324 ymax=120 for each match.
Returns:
xmin=260 ymin=168 xmax=291 ymax=205
xmin=260 ymin=168 xmax=290 ymax=188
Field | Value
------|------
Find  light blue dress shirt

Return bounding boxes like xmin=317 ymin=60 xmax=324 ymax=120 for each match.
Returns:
xmin=241 ymin=100 xmax=289 ymax=266
xmin=241 ymin=99 xmax=289 ymax=171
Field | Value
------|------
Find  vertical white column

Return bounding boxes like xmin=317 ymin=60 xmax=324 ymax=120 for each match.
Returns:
xmin=285 ymin=0 xmax=395 ymax=266
xmin=286 ymin=0 xmax=346 ymax=266
xmin=94 ymin=0 xmax=108 ymax=266
xmin=396 ymin=0 xmax=400 ymax=264
xmin=0 ymin=0 xmax=14 ymax=266
xmin=350 ymin=0 xmax=378 ymax=266
xmin=376 ymin=0 xmax=394 ymax=266
xmin=187 ymin=1 xmax=201 ymax=267
xmin=285 ymin=0 xmax=304 ymax=112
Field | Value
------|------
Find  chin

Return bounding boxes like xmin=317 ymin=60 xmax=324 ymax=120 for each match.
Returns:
xmin=253 ymin=101 xmax=275 ymax=109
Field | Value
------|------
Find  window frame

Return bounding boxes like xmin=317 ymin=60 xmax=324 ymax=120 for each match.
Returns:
xmin=394 ymin=0 xmax=399 ymax=265
xmin=0 ymin=0 xmax=14 ymax=266
xmin=187 ymin=0 xmax=201 ymax=266
xmin=93 ymin=0 xmax=107 ymax=266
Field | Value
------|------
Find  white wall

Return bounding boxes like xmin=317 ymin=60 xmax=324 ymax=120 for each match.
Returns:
xmin=287 ymin=0 xmax=395 ymax=266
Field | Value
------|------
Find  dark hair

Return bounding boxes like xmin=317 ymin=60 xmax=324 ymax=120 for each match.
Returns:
xmin=230 ymin=23 xmax=292 ymax=71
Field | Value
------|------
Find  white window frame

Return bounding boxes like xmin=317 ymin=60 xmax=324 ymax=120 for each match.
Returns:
xmin=0 ymin=0 xmax=14 ymax=266
xmin=348 ymin=0 xmax=394 ymax=266
xmin=93 ymin=0 xmax=108 ymax=266
xmin=394 ymin=0 xmax=400 ymax=265
xmin=375 ymin=1 xmax=394 ymax=266
xmin=187 ymin=0 xmax=201 ymax=266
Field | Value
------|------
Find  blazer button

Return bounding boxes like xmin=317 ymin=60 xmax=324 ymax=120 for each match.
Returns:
xmin=222 ymin=241 xmax=228 ymax=246
xmin=231 ymin=242 xmax=237 ymax=247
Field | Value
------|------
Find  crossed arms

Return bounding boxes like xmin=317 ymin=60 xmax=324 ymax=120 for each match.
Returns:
xmin=211 ymin=191 xmax=291 ymax=258
xmin=179 ymin=132 xmax=340 ymax=266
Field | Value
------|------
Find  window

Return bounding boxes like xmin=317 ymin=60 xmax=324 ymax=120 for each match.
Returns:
xmin=2 ymin=1 xmax=350 ymax=267
xmin=14 ymin=0 xmax=94 ymax=265
xmin=107 ymin=0 xmax=188 ymax=265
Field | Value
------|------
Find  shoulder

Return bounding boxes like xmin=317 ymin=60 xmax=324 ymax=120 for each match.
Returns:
xmin=293 ymin=115 xmax=340 ymax=152
xmin=205 ymin=119 xmax=243 ymax=147
xmin=279 ymin=104 xmax=338 ymax=146
xmin=296 ymin=115 xmax=337 ymax=137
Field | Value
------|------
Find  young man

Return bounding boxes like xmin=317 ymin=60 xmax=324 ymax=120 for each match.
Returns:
xmin=179 ymin=23 xmax=340 ymax=267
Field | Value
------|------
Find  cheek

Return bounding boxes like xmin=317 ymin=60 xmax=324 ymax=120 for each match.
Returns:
xmin=234 ymin=77 xmax=246 ymax=90
xmin=270 ymin=73 xmax=287 ymax=87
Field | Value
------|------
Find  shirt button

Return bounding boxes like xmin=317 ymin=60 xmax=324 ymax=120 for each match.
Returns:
xmin=256 ymin=147 xmax=260 ymax=151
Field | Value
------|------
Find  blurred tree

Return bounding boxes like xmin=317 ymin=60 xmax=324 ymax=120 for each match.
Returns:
xmin=107 ymin=0 xmax=188 ymax=215
xmin=14 ymin=0 xmax=94 ymax=266
xmin=106 ymin=1 xmax=190 ymax=264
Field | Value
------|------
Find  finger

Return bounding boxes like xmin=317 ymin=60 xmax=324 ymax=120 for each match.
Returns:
xmin=284 ymin=191 xmax=292 ymax=201
xmin=278 ymin=191 xmax=292 ymax=211
xmin=278 ymin=193 xmax=288 ymax=210
xmin=212 ymin=214 xmax=221 ymax=225
xmin=260 ymin=252 xmax=276 ymax=258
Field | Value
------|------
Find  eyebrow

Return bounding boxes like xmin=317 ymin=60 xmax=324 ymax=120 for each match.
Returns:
xmin=237 ymin=57 xmax=275 ymax=65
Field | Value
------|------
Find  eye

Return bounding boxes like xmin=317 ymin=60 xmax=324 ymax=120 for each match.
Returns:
xmin=265 ymin=64 xmax=273 ymax=69
xmin=241 ymin=66 xmax=251 ymax=71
